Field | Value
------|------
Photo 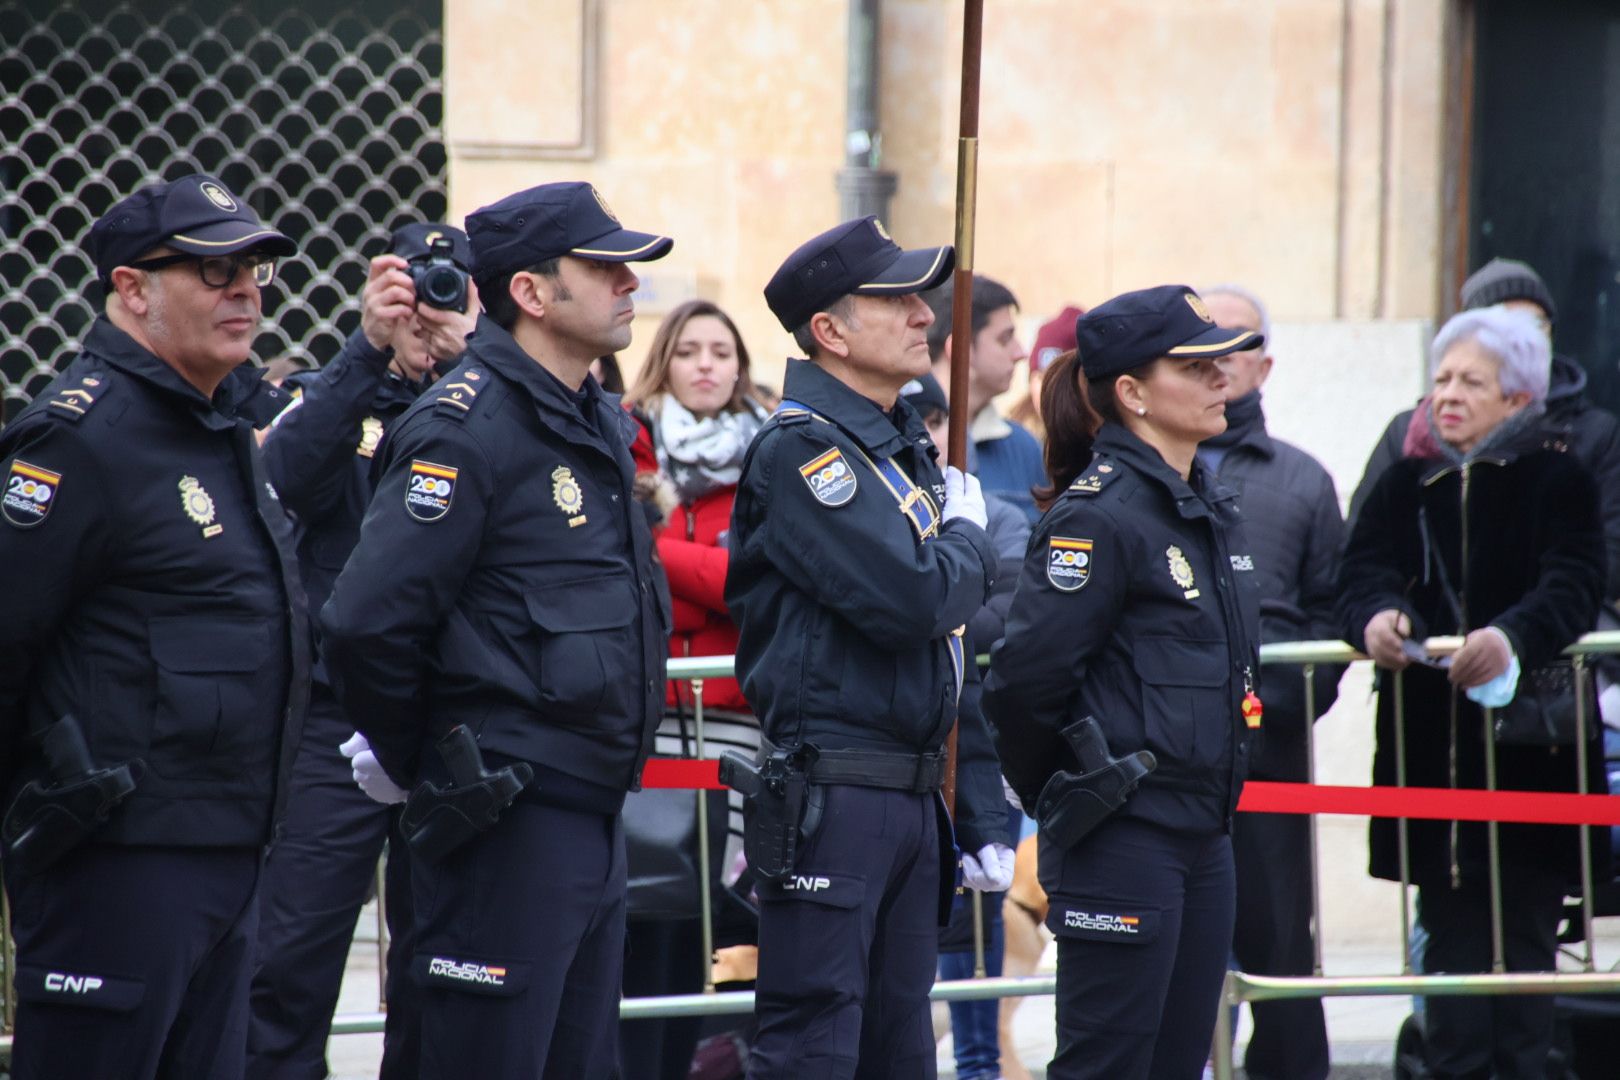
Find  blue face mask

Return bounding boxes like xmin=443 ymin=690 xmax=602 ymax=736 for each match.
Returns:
xmin=1465 ymin=652 xmax=1521 ymax=710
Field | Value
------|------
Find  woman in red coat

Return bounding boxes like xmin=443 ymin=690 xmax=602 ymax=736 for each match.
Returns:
xmin=620 ymin=299 xmax=768 ymax=1079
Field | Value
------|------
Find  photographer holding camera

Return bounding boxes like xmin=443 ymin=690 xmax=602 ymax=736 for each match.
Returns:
xmin=248 ymin=222 xmax=476 ymax=1080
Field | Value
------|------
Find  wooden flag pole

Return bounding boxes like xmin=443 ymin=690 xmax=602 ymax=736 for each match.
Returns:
xmin=943 ymin=0 xmax=984 ymax=819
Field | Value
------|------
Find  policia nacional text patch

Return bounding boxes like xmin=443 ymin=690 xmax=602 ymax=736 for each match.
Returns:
xmin=1046 ymin=536 xmax=1093 ymax=592
xmin=405 ymin=459 xmax=457 ymax=522
xmin=799 ymin=447 xmax=857 ymax=507
xmin=3 ymin=460 xmax=61 ymax=528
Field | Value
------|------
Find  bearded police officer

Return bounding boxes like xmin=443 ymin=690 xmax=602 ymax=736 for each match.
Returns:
xmin=0 ymin=175 xmax=309 ymax=1080
xmin=248 ymin=224 xmax=477 ymax=1080
xmin=319 ymin=182 xmax=669 ymax=1078
xmin=725 ymin=217 xmax=1013 ymax=1079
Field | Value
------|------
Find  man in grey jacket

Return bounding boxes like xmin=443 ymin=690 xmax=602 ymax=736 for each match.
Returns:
xmin=1198 ymin=284 xmax=1345 ymax=1080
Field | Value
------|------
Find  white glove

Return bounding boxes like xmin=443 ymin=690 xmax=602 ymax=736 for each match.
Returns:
xmin=942 ymin=466 xmax=987 ymax=530
xmin=341 ymin=733 xmax=408 ymax=805
xmin=960 ymin=842 xmax=1016 ymax=892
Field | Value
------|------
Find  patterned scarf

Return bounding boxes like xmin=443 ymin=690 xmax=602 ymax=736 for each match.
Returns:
xmin=654 ymin=395 xmax=766 ymax=502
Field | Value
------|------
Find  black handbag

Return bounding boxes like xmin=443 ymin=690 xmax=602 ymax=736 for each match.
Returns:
xmin=1493 ymin=659 xmax=1597 ymax=746
xmin=623 ymin=776 xmax=729 ymax=922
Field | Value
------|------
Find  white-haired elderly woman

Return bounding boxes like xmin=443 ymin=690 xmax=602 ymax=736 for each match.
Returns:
xmin=1337 ymin=306 xmax=1607 ymax=1078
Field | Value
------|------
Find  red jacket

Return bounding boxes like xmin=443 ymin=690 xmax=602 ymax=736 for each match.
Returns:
xmin=632 ymin=417 xmax=750 ymax=712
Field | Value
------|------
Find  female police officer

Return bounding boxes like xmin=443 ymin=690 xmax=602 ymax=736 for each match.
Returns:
xmin=984 ymin=286 xmax=1264 ymax=1079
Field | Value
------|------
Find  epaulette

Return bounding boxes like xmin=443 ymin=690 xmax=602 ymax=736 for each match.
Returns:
xmin=44 ymin=373 xmax=111 ymax=422
xmin=430 ymin=367 xmax=487 ymax=420
xmin=772 ymin=406 xmax=813 ymax=427
xmin=1068 ymin=455 xmax=1122 ymax=496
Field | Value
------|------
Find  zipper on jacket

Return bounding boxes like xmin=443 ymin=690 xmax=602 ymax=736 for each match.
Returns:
xmin=1448 ymin=462 xmax=1473 ymax=889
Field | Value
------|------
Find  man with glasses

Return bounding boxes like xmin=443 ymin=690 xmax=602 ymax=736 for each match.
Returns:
xmin=249 ymin=224 xmax=477 ymax=1080
xmin=0 ymin=174 xmax=309 ymax=1079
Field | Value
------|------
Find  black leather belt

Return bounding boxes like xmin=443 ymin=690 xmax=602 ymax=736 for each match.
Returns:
xmin=760 ymin=738 xmax=945 ymax=795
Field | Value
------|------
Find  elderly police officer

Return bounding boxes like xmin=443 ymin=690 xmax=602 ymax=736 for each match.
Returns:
xmin=726 ymin=217 xmax=1013 ymax=1079
xmin=0 ymin=174 xmax=309 ymax=1080
xmin=248 ymin=224 xmax=478 ymax=1080
xmin=320 ymin=182 xmax=669 ymax=1078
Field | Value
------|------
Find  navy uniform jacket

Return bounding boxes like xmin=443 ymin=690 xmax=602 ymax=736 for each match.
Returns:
xmin=0 ymin=317 xmax=309 ymax=847
xmin=261 ymin=329 xmax=421 ymax=680
xmin=724 ymin=358 xmax=1006 ymax=851
xmin=319 ymin=317 xmax=666 ymax=810
xmin=984 ymin=423 xmax=1261 ymax=835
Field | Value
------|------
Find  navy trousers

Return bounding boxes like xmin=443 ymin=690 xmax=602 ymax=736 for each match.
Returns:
xmin=5 ymin=845 xmax=261 ymax=1080
xmin=1231 ymin=807 xmax=1329 ymax=1080
xmin=247 ymin=686 xmax=417 ymax=1080
xmin=748 ymin=785 xmax=943 ymax=1080
xmin=412 ymin=798 xmax=626 ymax=1079
xmin=1042 ymin=818 xmax=1236 ymax=1080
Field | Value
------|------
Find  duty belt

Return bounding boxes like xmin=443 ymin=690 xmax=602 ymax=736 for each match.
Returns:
xmin=760 ymin=738 xmax=946 ymax=794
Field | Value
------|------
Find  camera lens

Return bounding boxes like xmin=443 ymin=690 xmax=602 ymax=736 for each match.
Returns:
xmin=420 ymin=266 xmax=463 ymax=306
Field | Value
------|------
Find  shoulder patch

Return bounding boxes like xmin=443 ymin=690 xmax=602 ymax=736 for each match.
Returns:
xmin=1046 ymin=536 xmax=1093 ymax=592
xmin=405 ymin=459 xmax=457 ymax=522
xmin=1068 ymin=457 xmax=1120 ymax=496
xmin=44 ymin=375 xmax=109 ymax=422
xmin=3 ymin=459 xmax=62 ymax=528
xmin=799 ymin=445 xmax=858 ymax=507
xmin=431 ymin=370 xmax=485 ymax=419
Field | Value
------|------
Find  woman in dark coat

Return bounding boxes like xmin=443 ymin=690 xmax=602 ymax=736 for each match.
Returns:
xmin=1338 ymin=305 xmax=1606 ymax=1079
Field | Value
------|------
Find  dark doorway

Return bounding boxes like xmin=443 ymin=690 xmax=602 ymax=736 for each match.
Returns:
xmin=1471 ymin=0 xmax=1620 ymax=414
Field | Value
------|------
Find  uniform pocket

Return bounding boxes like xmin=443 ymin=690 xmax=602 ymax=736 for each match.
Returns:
xmin=147 ymin=616 xmax=268 ymax=779
xmin=523 ymin=575 xmax=636 ymax=721
xmin=1131 ymin=637 xmax=1228 ymax=771
xmin=1044 ymin=895 xmax=1162 ymax=945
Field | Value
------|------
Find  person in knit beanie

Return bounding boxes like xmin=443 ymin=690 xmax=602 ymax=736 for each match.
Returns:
xmin=1459 ymin=257 xmax=1557 ymax=327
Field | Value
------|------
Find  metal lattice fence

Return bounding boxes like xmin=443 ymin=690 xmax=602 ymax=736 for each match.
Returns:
xmin=0 ymin=0 xmax=446 ymax=423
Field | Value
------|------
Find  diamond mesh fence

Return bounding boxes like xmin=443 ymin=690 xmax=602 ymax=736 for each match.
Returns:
xmin=0 ymin=0 xmax=446 ymax=423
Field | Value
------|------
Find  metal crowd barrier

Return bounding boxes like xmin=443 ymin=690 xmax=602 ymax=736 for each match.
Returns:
xmin=6 ymin=635 xmax=1620 ymax=1074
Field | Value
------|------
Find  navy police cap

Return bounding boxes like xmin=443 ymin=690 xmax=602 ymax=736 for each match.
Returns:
xmin=390 ymin=222 xmax=472 ymax=269
xmin=1075 ymin=285 xmax=1264 ymax=380
xmin=764 ymin=216 xmax=955 ymax=332
xmin=464 ymin=182 xmax=672 ymax=285
xmin=87 ymin=173 xmax=296 ymax=284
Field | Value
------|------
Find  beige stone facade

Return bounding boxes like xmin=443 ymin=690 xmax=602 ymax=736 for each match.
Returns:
xmin=446 ymin=0 xmax=1458 ymax=408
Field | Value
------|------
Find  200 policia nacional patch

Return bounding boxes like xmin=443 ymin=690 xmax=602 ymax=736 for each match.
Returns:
xmin=1046 ymin=536 xmax=1093 ymax=592
xmin=405 ymin=460 xmax=457 ymax=522
xmin=3 ymin=460 xmax=61 ymax=528
xmin=799 ymin=447 xmax=857 ymax=507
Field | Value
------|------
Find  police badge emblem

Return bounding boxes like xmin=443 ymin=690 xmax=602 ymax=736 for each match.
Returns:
xmin=1047 ymin=537 xmax=1093 ymax=592
xmin=552 ymin=465 xmax=586 ymax=527
xmin=799 ymin=447 xmax=857 ymax=507
xmin=3 ymin=460 xmax=60 ymax=528
xmin=406 ymin=460 xmax=457 ymax=522
xmin=179 ymin=475 xmax=223 ymax=538
xmin=199 ymin=180 xmax=238 ymax=211
xmin=1184 ymin=292 xmax=1214 ymax=323
xmin=590 ymin=186 xmax=620 ymax=224
xmin=1166 ymin=544 xmax=1198 ymax=599
xmin=357 ymin=416 xmax=383 ymax=458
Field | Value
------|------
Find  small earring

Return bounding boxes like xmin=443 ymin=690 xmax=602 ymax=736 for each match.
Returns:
xmin=1136 ymin=406 xmax=1147 ymax=416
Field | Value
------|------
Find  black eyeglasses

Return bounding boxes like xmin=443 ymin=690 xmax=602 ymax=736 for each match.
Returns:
xmin=127 ymin=253 xmax=277 ymax=288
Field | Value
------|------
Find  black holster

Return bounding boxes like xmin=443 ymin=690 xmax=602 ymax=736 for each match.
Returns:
xmin=1 ymin=715 xmax=141 ymax=876
xmin=400 ymin=726 xmax=532 ymax=863
xmin=1036 ymin=716 xmax=1155 ymax=850
xmin=718 ymin=743 xmax=822 ymax=882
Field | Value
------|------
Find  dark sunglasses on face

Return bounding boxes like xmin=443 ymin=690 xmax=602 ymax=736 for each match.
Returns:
xmin=127 ymin=253 xmax=277 ymax=288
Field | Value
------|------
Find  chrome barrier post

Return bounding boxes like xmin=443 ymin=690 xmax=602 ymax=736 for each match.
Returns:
xmin=1393 ymin=668 xmax=1413 ymax=974
xmin=693 ymin=677 xmax=717 ymax=994
xmin=375 ymin=854 xmax=389 ymax=1010
xmin=2 ymin=873 xmax=13 ymax=1035
xmin=1574 ymin=653 xmax=1596 ymax=971
xmin=1483 ymin=704 xmax=1506 ymax=974
xmin=1211 ymin=968 xmax=1236 ymax=1080
xmin=1302 ymin=661 xmax=1324 ymax=976
xmin=971 ymin=889 xmax=986 ymax=979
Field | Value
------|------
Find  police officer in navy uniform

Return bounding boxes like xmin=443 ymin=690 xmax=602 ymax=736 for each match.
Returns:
xmin=247 ymin=223 xmax=477 ymax=1080
xmin=726 ymin=216 xmax=1014 ymax=1079
xmin=984 ymin=286 xmax=1264 ymax=1080
xmin=319 ymin=182 xmax=670 ymax=1078
xmin=0 ymin=174 xmax=309 ymax=1080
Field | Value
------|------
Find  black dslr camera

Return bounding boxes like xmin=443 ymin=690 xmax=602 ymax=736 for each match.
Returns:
xmin=409 ymin=236 xmax=469 ymax=313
